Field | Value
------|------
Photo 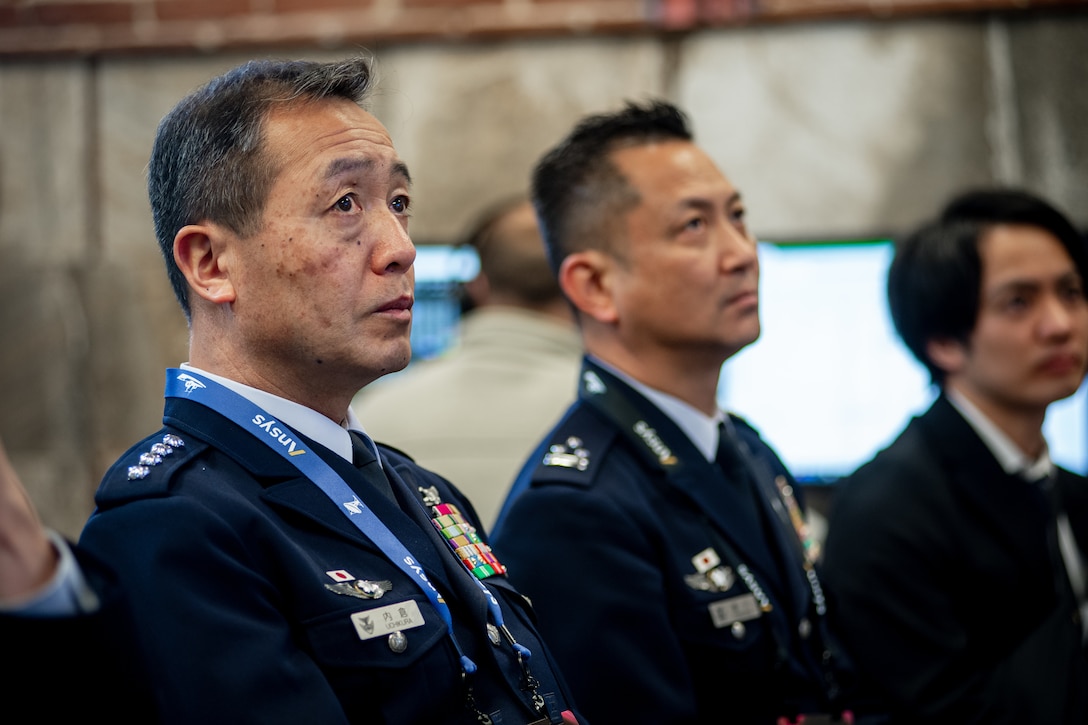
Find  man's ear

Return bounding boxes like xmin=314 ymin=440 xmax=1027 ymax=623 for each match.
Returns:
xmin=558 ymin=250 xmax=619 ymax=325
xmin=926 ymin=337 xmax=967 ymax=377
xmin=173 ymin=224 xmax=237 ymax=306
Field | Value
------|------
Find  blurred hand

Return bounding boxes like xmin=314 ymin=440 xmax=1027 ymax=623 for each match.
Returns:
xmin=0 ymin=437 xmax=57 ymax=602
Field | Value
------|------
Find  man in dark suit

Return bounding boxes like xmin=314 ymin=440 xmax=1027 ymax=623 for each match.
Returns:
xmin=821 ymin=188 xmax=1088 ymax=724
xmin=72 ymin=57 xmax=581 ymax=724
xmin=491 ymin=101 xmax=858 ymax=724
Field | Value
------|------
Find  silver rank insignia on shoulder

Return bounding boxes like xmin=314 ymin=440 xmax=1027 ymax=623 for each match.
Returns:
xmin=326 ymin=579 xmax=393 ymax=600
xmin=127 ymin=434 xmax=186 ymax=480
xmin=543 ymin=436 xmax=590 ymax=471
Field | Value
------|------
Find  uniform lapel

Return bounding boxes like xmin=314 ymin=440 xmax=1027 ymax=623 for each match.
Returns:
xmin=165 ymin=395 xmax=456 ymax=593
xmin=674 ymin=457 xmax=787 ymax=592
xmin=578 ymin=363 xmax=788 ymax=596
xmin=383 ymin=459 xmax=494 ymax=625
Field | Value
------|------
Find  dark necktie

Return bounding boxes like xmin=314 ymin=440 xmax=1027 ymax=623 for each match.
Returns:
xmin=1033 ymin=473 xmax=1077 ymax=608
xmin=717 ymin=422 xmax=822 ymax=622
xmin=370 ymin=448 xmax=500 ymax=631
xmin=347 ymin=431 xmax=477 ymax=590
xmin=348 ymin=430 xmax=396 ymax=503
xmin=716 ymin=422 xmax=776 ymax=551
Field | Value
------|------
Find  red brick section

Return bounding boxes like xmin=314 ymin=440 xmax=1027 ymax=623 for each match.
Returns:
xmin=274 ymin=0 xmax=374 ymax=13
xmin=0 ymin=0 xmax=1084 ymax=57
xmin=155 ymin=0 xmax=252 ymax=23
xmin=28 ymin=2 xmax=134 ymax=26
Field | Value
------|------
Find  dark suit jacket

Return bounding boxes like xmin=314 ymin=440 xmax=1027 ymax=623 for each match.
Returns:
xmin=492 ymin=359 xmax=852 ymax=725
xmin=77 ymin=395 xmax=577 ymax=725
xmin=821 ymin=395 xmax=1088 ymax=724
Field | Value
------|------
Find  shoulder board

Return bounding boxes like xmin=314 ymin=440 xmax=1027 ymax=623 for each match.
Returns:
xmin=526 ymin=407 xmax=619 ymax=490
xmin=96 ymin=429 xmax=207 ymax=506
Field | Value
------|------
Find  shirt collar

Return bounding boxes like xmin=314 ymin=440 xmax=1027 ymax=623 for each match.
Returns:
xmin=181 ymin=363 xmax=372 ymax=464
xmin=591 ymin=357 xmax=724 ymax=462
xmin=946 ymin=388 xmax=1052 ymax=481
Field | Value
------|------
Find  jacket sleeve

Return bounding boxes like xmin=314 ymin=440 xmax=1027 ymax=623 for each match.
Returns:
xmin=79 ymin=493 xmax=351 ymax=725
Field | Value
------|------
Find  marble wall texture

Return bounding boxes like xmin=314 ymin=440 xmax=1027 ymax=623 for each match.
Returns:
xmin=1 ymin=12 xmax=1085 ymax=536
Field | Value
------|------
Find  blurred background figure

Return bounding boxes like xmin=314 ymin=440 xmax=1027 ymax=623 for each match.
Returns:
xmin=353 ymin=196 xmax=581 ymax=529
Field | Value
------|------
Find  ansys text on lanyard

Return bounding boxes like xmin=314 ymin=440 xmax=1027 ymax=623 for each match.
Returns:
xmin=163 ymin=369 xmax=537 ymax=706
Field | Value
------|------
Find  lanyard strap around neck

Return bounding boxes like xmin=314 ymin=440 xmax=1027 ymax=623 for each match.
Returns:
xmin=164 ymin=369 xmax=525 ymax=676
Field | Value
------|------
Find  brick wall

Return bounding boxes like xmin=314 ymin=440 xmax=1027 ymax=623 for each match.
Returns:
xmin=0 ymin=0 xmax=1084 ymax=57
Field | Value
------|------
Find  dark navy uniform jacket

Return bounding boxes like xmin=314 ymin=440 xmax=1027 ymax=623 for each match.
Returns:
xmin=78 ymin=392 xmax=579 ymax=725
xmin=492 ymin=359 xmax=853 ymax=725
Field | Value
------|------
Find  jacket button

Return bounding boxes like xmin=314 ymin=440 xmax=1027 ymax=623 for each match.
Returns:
xmin=388 ymin=631 xmax=408 ymax=653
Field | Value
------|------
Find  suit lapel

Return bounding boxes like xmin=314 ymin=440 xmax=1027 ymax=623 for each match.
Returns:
xmin=916 ymin=396 xmax=1049 ymax=570
xmin=1059 ymin=468 xmax=1088 ymax=560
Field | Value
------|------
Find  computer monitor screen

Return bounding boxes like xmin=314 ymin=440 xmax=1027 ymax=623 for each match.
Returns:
xmin=717 ymin=240 xmax=1088 ymax=482
xmin=409 ymin=244 xmax=480 ymax=360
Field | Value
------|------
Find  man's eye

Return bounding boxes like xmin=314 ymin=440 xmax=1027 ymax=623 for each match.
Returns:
xmin=1063 ymin=284 xmax=1085 ymax=301
xmin=391 ymin=195 xmax=410 ymax=214
xmin=335 ymin=195 xmax=355 ymax=212
xmin=1003 ymin=296 xmax=1028 ymax=312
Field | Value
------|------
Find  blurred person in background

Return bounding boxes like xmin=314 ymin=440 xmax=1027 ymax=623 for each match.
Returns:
xmin=354 ymin=196 xmax=581 ymax=529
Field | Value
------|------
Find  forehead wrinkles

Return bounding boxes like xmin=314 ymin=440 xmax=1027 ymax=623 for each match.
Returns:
xmin=263 ymin=101 xmax=397 ymax=179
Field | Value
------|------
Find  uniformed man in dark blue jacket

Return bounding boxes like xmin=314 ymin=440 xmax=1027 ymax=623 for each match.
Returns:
xmin=492 ymin=101 xmax=861 ymax=725
xmin=71 ymin=57 xmax=582 ymax=725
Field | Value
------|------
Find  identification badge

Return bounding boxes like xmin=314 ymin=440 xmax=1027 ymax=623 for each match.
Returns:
xmin=350 ymin=600 xmax=425 ymax=641
xmin=708 ymin=593 xmax=762 ymax=629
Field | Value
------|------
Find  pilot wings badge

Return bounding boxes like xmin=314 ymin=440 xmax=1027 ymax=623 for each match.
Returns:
xmin=325 ymin=579 xmax=393 ymax=600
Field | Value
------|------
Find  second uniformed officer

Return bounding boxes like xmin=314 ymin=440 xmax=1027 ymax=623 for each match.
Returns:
xmin=492 ymin=101 xmax=862 ymax=724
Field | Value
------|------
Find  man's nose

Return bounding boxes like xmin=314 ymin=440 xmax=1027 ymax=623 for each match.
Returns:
xmin=377 ymin=221 xmax=416 ymax=274
xmin=1038 ymin=292 xmax=1078 ymax=338
xmin=720 ymin=222 xmax=757 ymax=273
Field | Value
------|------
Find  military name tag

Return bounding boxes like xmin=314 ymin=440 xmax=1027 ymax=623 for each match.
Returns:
xmin=708 ymin=593 xmax=762 ymax=629
xmin=350 ymin=600 xmax=425 ymax=641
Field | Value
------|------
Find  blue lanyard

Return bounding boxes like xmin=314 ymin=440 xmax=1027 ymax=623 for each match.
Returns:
xmin=163 ymin=368 xmax=531 ymax=677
